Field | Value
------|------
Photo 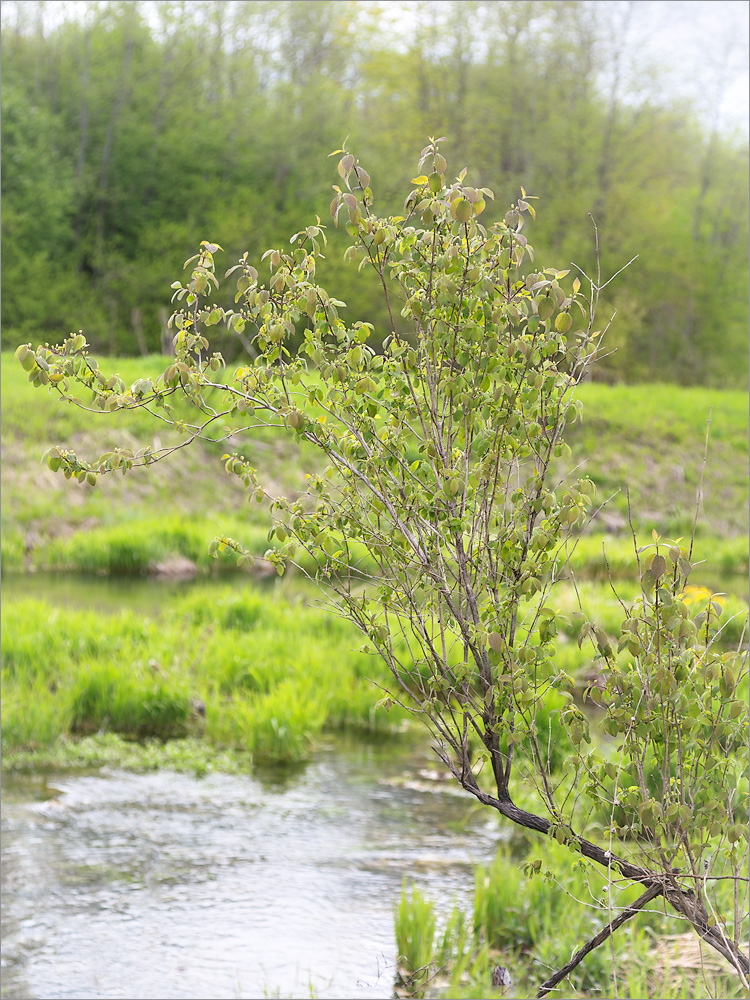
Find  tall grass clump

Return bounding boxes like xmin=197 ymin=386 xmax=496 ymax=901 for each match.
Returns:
xmin=69 ymin=661 xmax=190 ymax=739
xmin=34 ymin=516 xmax=272 ymax=575
xmin=1 ymin=585 xmax=408 ymax=764
xmin=207 ymin=679 xmax=327 ymax=763
xmin=1 ymin=531 xmax=25 ymax=569
xmin=1 ymin=679 xmax=73 ymax=750
xmin=395 ymin=882 xmax=437 ymax=996
xmin=171 ymin=587 xmax=275 ymax=631
xmin=1 ymin=598 xmax=151 ymax=681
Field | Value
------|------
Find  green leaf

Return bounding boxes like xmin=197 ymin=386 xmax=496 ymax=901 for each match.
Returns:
xmin=651 ymin=554 xmax=667 ymax=579
xmin=488 ymin=632 xmax=504 ymax=652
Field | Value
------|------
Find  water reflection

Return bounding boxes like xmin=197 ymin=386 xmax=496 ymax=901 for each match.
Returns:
xmin=2 ymin=569 xmax=304 ymax=617
xmin=1 ymin=735 xmax=510 ymax=1000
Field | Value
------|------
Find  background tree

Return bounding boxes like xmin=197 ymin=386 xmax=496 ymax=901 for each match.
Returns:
xmin=2 ymin=0 xmax=747 ymax=385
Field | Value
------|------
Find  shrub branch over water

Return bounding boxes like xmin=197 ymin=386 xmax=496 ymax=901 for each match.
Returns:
xmin=16 ymin=141 xmax=749 ymax=989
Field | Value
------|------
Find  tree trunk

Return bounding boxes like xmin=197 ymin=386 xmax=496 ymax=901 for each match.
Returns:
xmin=74 ymin=24 xmax=91 ymax=273
xmin=131 ymin=307 xmax=148 ymax=357
xmin=593 ymin=1 xmax=634 ymax=226
xmin=96 ymin=29 xmax=135 ymax=253
xmin=159 ymin=307 xmax=173 ymax=356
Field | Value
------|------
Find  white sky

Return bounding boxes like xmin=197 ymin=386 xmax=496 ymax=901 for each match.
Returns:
xmin=627 ymin=0 xmax=749 ymax=135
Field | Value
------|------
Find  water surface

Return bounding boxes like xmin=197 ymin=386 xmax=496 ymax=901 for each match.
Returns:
xmin=2 ymin=735 xmax=510 ymax=1000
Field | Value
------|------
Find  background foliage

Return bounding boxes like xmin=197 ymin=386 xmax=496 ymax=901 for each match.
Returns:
xmin=2 ymin=0 xmax=748 ymax=386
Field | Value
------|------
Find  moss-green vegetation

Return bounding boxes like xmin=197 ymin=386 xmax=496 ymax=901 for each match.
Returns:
xmin=395 ymin=838 xmax=748 ymax=999
xmin=0 ymin=586 xmax=408 ymax=767
xmin=1 ymin=733 xmax=266 ymax=777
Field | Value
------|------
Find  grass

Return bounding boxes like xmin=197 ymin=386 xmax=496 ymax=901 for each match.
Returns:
xmin=395 ymin=883 xmax=437 ymax=994
xmin=2 ymin=354 xmax=748 ymax=573
xmin=0 ymin=585 xmax=409 ymax=767
xmin=1 ymin=351 xmax=319 ymax=570
xmin=68 ymin=659 xmax=191 ymax=739
xmin=395 ymin=838 xmax=748 ymax=999
xmin=567 ymin=382 xmax=749 ymax=538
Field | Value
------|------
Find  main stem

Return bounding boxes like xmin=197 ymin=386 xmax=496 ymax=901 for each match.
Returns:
xmin=536 ymin=883 xmax=663 ymax=998
xmin=450 ymin=766 xmax=750 ymax=981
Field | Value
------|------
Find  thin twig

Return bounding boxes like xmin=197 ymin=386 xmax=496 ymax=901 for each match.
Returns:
xmin=689 ymin=407 xmax=712 ymax=562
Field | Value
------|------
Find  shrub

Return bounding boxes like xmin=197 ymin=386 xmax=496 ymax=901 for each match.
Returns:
xmin=16 ymin=139 xmax=748 ymax=988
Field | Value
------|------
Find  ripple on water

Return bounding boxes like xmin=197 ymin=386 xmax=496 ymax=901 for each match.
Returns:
xmin=1 ymin=737 xmax=510 ymax=999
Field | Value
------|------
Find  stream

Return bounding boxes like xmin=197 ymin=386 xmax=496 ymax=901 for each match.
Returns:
xmin=2 ymin=732 xmax=511 ymax=1000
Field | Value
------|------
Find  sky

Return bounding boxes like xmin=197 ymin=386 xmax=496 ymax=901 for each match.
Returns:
xmin=626 ymin=0 xmax=749 ymax=135
xmin=7 ymin=0 xmax=750 ymax=135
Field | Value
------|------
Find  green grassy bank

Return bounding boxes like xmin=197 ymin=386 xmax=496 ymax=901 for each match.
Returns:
xmin=3 ymin=572 xmax=746 ymax=767
xmin=2 ymin=354 xmax=748 ymax=573
xmin=2 ymin=353 xmax=748 ymax=768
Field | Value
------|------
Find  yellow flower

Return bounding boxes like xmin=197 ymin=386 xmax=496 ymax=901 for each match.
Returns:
xmin=681 ymin=585 xmax=725 ymax=607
